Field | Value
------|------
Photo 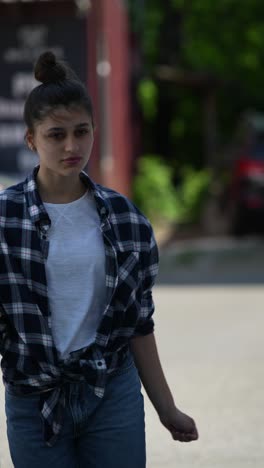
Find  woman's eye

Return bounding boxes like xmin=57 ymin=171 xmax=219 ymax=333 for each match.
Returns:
xmin=76 ymin=129 xmax=89 ymax=137
xmin=49 ymin=133 xmax=65 ymax=140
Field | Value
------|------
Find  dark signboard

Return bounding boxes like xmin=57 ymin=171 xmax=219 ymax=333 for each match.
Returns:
xmin=0 ymin=7 xmax=87 ymax=175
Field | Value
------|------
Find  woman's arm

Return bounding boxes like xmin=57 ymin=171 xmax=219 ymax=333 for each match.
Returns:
xmin=130 ymin=332 xmax=198 ymax=442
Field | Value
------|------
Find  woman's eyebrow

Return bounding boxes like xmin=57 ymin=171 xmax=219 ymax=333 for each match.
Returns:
xmin=47 ymin=122 xmax=90 ymax=132
xmin=75 ymin=122 xmax=91 ymax=128
xmin=47 ymin=127 xmax=65 ymax=132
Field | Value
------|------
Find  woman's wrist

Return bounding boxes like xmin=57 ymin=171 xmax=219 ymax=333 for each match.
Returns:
xmin=154 ymin=393 xmax=177 ymax=420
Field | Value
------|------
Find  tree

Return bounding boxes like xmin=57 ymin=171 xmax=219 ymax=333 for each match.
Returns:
xmin=128 ymin=0 xmax=264 ymax=156
xmin=127 ymin=0 xmax=264 ymax=224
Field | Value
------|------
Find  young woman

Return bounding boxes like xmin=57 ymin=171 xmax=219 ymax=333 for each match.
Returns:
xmin=0 ymin=51 xmax=198 ymax=468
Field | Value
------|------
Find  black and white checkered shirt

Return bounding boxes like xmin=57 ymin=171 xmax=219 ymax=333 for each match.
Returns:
xmin=0 ymin=166 xmax=159 ymax=446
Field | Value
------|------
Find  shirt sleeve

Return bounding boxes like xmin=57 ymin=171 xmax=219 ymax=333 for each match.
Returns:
xmin=133 ymin=227 xmax=159 ymax=337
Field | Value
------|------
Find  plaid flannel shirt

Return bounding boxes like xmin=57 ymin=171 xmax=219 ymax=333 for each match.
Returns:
xmin=0 ymin=166 xmax=159 ymax=446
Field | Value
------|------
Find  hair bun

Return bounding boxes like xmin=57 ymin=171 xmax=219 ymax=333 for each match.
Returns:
xmin=34 ymin=51 xmax=66 ymax=84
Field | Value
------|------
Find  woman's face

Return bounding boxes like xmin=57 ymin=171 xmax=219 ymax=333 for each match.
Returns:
xmin=26 ymin=105 xmax=94 ymax=178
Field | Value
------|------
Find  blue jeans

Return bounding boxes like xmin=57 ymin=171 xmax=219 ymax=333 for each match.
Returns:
xmin=5 ymin=357 xmax=146 ymax=468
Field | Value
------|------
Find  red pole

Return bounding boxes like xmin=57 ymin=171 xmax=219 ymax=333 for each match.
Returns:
xmin=87 ymin=0 xmax=132 ymax=196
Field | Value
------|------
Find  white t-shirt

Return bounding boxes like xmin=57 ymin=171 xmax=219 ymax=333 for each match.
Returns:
xmin=44 ymin=191 xmax=106 ymax=360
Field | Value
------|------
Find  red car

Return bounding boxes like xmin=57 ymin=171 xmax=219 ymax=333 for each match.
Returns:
xmin=228 ymin=112 xmax=264 ymax=235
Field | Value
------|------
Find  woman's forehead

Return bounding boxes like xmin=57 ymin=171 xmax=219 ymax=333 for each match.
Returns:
xmin=38 ymin=106 xmax=92 ymax=129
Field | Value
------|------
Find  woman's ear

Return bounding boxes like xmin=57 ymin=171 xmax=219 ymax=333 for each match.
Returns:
xmin=25 ymin=130 xmax=36 ymax=152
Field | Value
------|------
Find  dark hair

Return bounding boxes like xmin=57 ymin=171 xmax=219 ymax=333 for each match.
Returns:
xmin=24 ymin=51 xmax=94 ymax=130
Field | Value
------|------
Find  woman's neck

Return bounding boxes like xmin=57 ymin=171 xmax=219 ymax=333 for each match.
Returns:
xmin=36 ymin=172 xmax=87 ymax=204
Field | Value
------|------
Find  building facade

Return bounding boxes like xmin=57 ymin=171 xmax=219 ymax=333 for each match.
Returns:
xmin=0 ymin=0 xmax=133 ymax=195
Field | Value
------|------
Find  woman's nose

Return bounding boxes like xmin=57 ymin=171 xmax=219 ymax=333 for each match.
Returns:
xmin=65 ymin=135 xmax=79 ymax=152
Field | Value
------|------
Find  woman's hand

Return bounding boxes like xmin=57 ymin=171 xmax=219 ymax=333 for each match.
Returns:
xmin=130 ymin=334 xmax=199 ymax=442
xmin=159 ymin=406 xmax=199 ymax=442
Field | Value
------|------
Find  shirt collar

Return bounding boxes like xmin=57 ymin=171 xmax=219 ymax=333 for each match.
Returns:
xmin=23 ymin=166 xmax=49 ymax=226
xmin=24 ymin=165 xmax=110 ymax=226
xmin=80 ymin=171 xmax=110 ymax=220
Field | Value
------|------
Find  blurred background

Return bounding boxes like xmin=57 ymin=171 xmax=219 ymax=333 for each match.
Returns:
xmin=1 ymin=0 xmax=264 ymax=242
xmin=0 ymin=2 xmax=264 ymax=468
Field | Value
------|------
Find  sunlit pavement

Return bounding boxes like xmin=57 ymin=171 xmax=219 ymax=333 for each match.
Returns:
xmin=145 ymin=286 xmax=264 ymax=468
xmin=1 ymin=284 xmax=264 ymax=467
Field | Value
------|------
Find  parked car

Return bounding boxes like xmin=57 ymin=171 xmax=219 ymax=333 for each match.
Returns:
xmin=227 ymin=112 xmax=264 ymax=235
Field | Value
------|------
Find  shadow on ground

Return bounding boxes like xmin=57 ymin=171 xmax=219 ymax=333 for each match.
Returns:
xmin=157 ymin=236 xmax=264 ymax=286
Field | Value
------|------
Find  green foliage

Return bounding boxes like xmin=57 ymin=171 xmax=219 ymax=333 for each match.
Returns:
xmin=127 ymin=0 xmax=264 ymax=118
xmin=133 ymin=156 xmax=212 ymax=225
xmin=175 ymin=166 xmax=212 ymax=224
xmin=142 ymin=5 xmax=165 ymax=66
xmin=182 ymin=1 xmax=264 ymax=97
xmin=127 ymin=1 xmax=264 ymax=227
xmin=137 ymin=79 xmax=158 ymax=121
xmin=133 ymin=155 xmax=180 ymax=224
xmin=126 ymin=0 xmax=164 ymax=66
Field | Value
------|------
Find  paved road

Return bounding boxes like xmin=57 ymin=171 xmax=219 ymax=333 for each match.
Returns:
xmin=0 ymin=285 xmax=264 ymax=467
xmin=158 ymin=236 xmax=264 ymax=285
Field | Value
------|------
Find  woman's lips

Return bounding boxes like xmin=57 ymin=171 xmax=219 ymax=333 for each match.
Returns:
xmin=63 ymin=157 xmax=82 ymax=165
